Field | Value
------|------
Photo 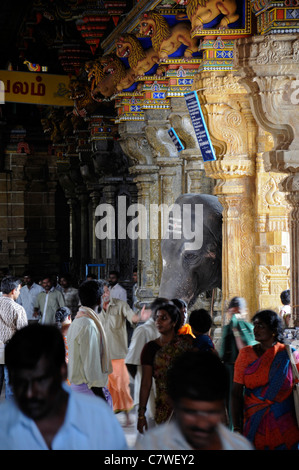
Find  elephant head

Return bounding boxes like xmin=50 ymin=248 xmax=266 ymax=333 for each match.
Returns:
xmin=159 ymin=193 xmax=222 ymax=306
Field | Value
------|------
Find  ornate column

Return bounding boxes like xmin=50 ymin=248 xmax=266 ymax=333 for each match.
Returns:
xmin=57 ymin=155 xmax=85 ymax=277
xmin=236 ymin=33 xmax=299 ymax=325
xmin=194 ymin=71 xmax=257 ymax=315
xmin=119 ymin=120 xmax=160 ymax=305
xmin=90 ymin=190 xmax=102 ymax=262
xmin=280 ymin=175 xmax=299 ymax=325
xmin=78 ymin=191 xmax=90 ymax=270
xmin=100 ymin=183 xmax=117 ymax=265
xmin=134 ymin=168 xmax=160 ymax=304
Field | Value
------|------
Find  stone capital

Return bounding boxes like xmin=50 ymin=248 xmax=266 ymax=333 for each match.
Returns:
xmin=204 ymin=158 xmax=255 ymax=196
xmin=194 ymin=71 xmax=256 ymax=160
xmin=235 ymin=34 xmax=299 ymax=172
xmin=118 ymin=121 xmax=154 ymax=166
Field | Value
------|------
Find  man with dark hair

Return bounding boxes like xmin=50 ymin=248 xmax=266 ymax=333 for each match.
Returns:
xmin=0 ymin=323 xmax=127 ymax=450
xmin=279 ymin=289 xmax=291 ymax=327
xmin=135 ymin=351 xmax=253 ymax=450
xmin=189 ymin=308 xmax=216 ymax=353
xmin=66 ymin=279 xmax=112 ymax=404
xmin=0 ymin=276 xmax=28 ymax=399
xmin=108 ymin=270 xmax=127 ymax=302
xmin=59 ymin=273 xmax=79 ymax=319
xmin=16 ymin=272 xmax=43 ymax=322
xmin=33 ymin=276 xmax=65 ymax=324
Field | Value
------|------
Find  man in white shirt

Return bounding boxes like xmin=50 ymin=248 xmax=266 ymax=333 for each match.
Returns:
xmin=0 ymin=323 xmax=127 ymax=450
xmin=17 ymin=272 xmax=43 ymax=322
xmin=279 ymin=289 xmax=292 ymax=327
xmin=0 ymin=276 xmax=28 ymax=399
xmin=33 ymin=276 xmax=65 ymax=324
xmin=67 ymin=279 xmax=112 ymax=403
xmin=108 ymin=270 xmax=128 ymax=302
xmin=135 ymin=350 xmax=254 ymax=450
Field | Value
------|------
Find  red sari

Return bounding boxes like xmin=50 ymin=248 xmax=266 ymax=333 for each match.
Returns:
xmin=234 ymin=343 xmax=299 ymax=450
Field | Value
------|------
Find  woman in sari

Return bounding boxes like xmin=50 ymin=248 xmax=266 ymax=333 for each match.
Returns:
xmin=137 ymin=302 xmax=193 ymax=433
xmin=232 ymin=309 xmax=299 ymax=450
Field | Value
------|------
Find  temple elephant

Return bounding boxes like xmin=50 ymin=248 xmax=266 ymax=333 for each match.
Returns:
xmin=159 ymin=193 xmax=223 ymax=306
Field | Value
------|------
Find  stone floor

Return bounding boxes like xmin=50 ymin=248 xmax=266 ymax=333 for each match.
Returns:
xmin=115 ymin=408 xmax=138 ymax=449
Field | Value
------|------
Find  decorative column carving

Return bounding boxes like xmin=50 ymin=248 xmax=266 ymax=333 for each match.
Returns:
xmin=236 ymin=34 xmax=299 ymax=325
xmin=133 ymin=167 xmax=160 ymax=306
xmin=168 ymin=97 xmax=214 ymax=195
xmin=255 ymin=148 xmax=291 ymax=313
xmin=90 ymin=190 xmax=101 ymax=262
xmin=78 ymin=191 xmax=89 ymax=270
xmin=101 ymin=183 xmax=117 ymax=265
xmin=194 ymin=71 xmax=257 ymax=315
xmin=118 ymin=120 xmax=159 ymax=304
xmin=205 ymin=159 xmax=256 ymax=314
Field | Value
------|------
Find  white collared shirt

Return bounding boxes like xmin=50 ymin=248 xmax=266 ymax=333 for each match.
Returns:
xmin=125 ymin=318 xmax=159 ymax=417
xmin=135 ymin=420 xmax=254 ymax=450
xmin=109 ymin=283 xmax=127 ymax=302
xmin=67 ymin=316 xmax=110 ymax=388
xmin=17 ymin=283 xmax=43 ymax=320
xmin=0 ymin=384 xmax=127 ymax=450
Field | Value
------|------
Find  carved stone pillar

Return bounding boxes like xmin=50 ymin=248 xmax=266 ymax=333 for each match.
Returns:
xmin=255 ymin=144 xmax=291 ymax=314
xmin=78 ymin=191 xmax=89 ymax=270
xmin=119 ymin=119 xmax=162 ymax=305
xmin=194 ymin=71 xmax=257 ymax=316
xmin=101 ymin=184 xmax=117 ymax=264
xmin=205 ymin=160 xmax=256 ymax=315
xmin=90 ymin=190 xmax=101 ymax=262
xmin=67 ymin=197 xmax=81 ymax=275
xmin=132 ymin=166 xmax=160 ymax=306
xmin=236 ymin=34 xmax=299 ymax=325
xmin=281 ymin=175 xmax=299 ymax=325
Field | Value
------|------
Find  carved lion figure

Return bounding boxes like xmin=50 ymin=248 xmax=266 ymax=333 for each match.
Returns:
xmin=138 ymin=10 xmax=198 ymax=60
xmin=176 ymin=0 xmax=239 ymax=34
xmin=93 ymin=54 xmax=136 ymax=96
xmin=41 ymin=107 xmax=63 ymax=143
xmin=85 ymin=59 xmax=105 ymax=91
xmin=115 ymin=33 xmax=161 ymax=76
xmin=68 ymin=78 xmax=98 ymax=117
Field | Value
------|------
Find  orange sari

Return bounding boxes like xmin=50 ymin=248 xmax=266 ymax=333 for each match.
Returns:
xmin=234 ymin=343 xmax=299 ymax=450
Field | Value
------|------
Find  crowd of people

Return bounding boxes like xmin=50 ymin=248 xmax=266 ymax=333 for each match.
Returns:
xmin=0 ymin=268 xmax=298 ymax=451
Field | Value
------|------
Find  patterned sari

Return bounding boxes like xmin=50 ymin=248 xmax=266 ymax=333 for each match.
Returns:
xmin=234 ymin=343 xmax=299 ymax=450
xmin=153 ymin=334 xmax=193 ymax=424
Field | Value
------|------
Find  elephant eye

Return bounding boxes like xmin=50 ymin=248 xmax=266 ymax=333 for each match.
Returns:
xmin=183 ymin=252 xmax=199 ymax=265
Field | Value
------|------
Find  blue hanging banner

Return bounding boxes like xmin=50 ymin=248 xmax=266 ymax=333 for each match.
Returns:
xmin=168 ymin=127 xmax=184 ymax=152
xmin=184 ymin=91 xmax=216 ymax=162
